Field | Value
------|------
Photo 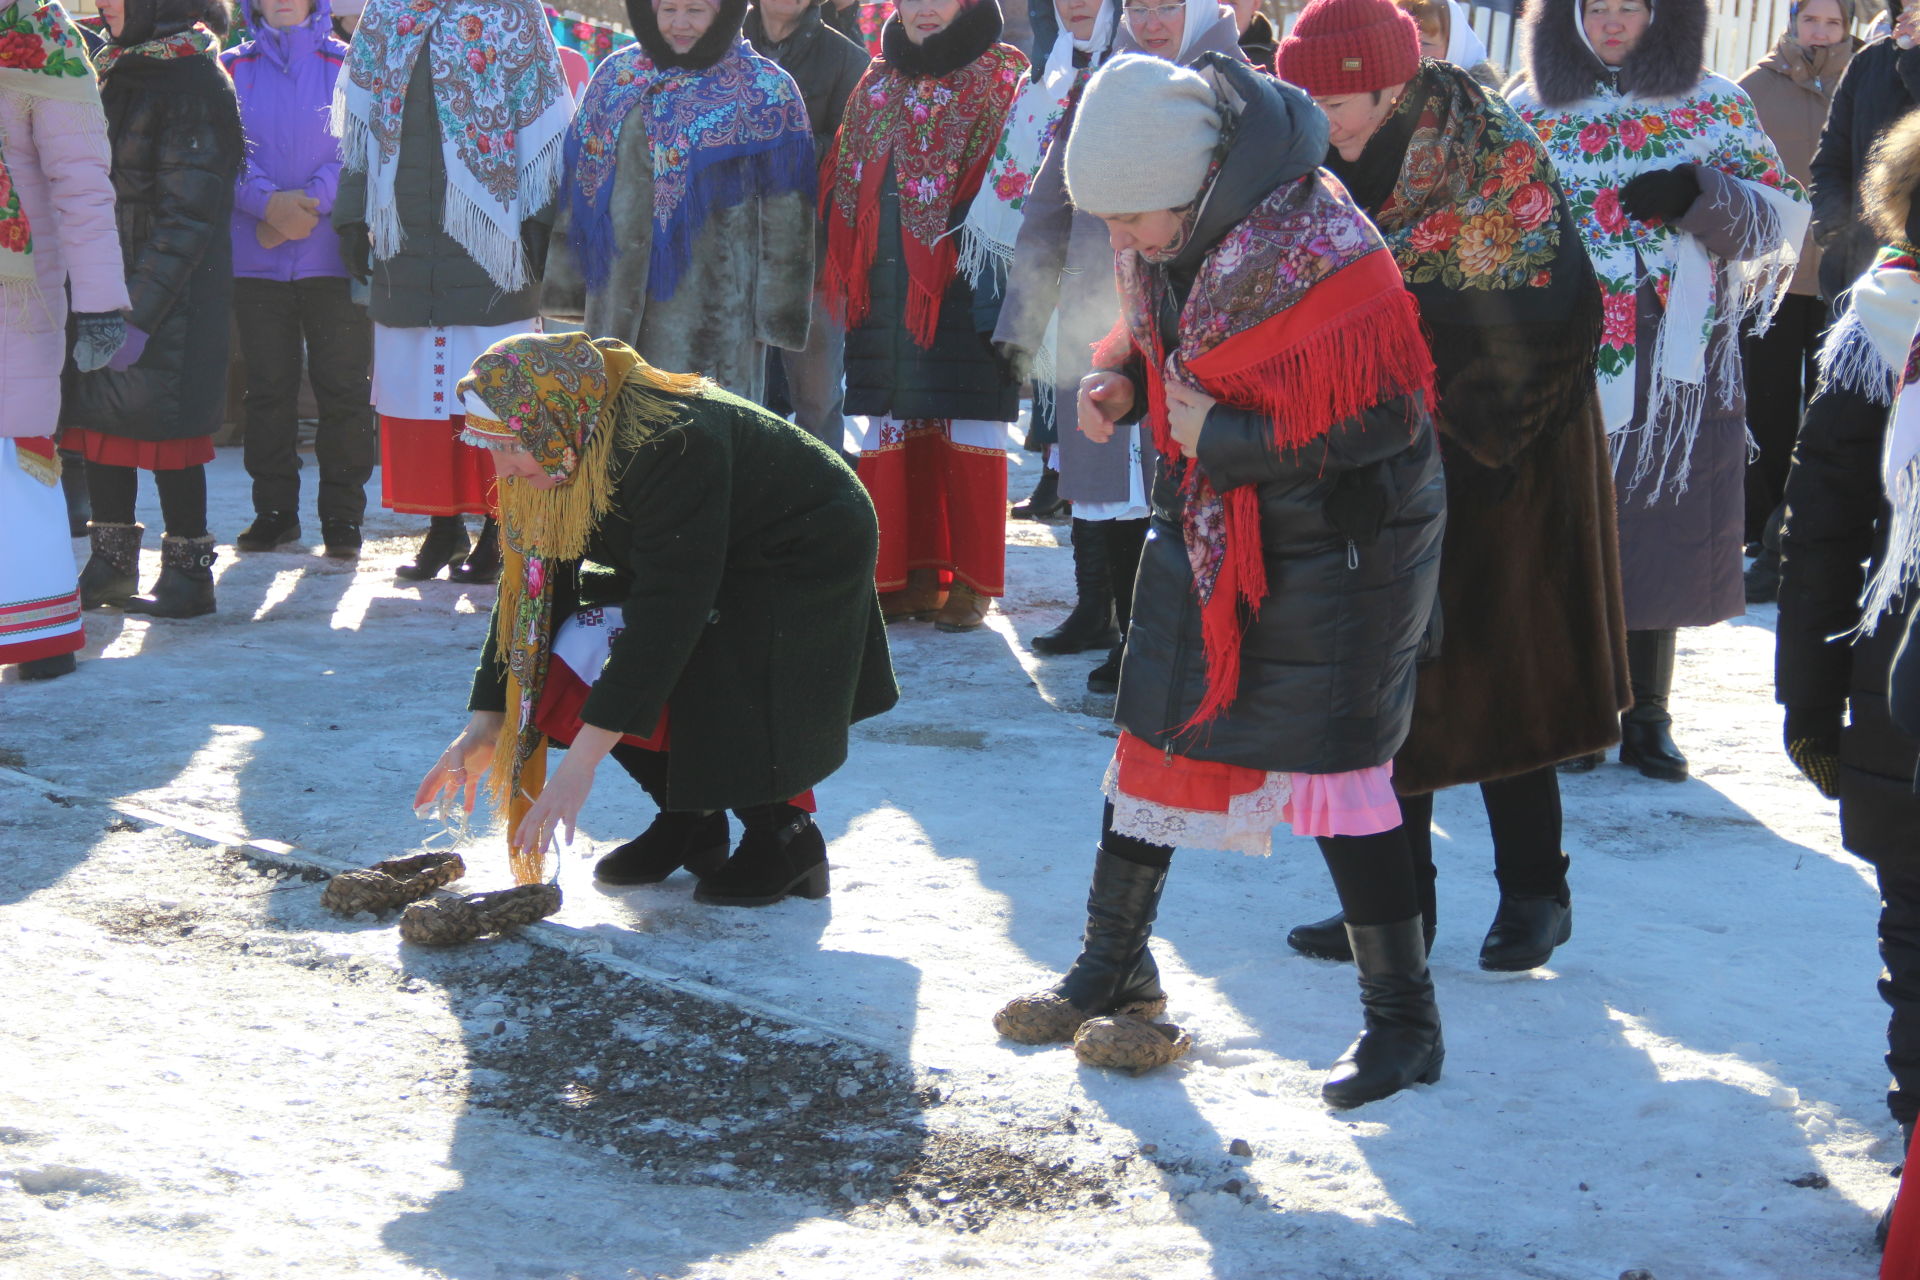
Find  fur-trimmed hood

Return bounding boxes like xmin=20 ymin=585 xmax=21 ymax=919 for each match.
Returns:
xmin=1866 ymin=105 xmax=1920 ymax=245
xmin=627 ymin=0 xmax=750 ymax=70
xmin=1518 ymin=0 xmax=1707 ymax=107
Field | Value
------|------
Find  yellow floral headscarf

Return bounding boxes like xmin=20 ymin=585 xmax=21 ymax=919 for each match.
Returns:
xmin=456 ymin=331 xmax=706 ymax=883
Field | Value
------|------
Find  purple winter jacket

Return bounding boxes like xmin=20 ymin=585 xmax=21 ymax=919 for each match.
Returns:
xmin=221 ymin=0 xmax=349 ymax=280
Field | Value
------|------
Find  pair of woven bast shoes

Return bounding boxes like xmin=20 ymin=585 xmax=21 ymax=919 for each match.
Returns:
xmin=320 ymin=852 xmax=562 ymax=945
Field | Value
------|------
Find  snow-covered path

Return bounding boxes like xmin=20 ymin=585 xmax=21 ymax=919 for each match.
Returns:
xmin=0 ymin=451 xmax=1899 ymax=1278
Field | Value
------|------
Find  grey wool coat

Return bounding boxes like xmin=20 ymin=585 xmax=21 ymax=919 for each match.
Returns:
xmin=541 ymin=121 xmax=815 ymax=401
xmin=993 ymin=9 xmax=1245 ymax=504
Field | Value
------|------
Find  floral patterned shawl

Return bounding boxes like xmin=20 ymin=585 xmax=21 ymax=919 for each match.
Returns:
xmin=821 ymin=33 xmax=1026 ymax=347
xmin=1104 ymin=172 xmax=1435 ymax=728
xmin=90 ymin=19 xmax=212 ymax=76
xmin=333 ymin=0 xmax=571 ymax=291
xmin=563 ymin=39 xmax=814 ymax=302
xmin=0 ymin=0 xmax=101 ymax=301
xmin=456 ymin=331 xmax=703 ymax=883
xmin=1507 ymin=70 xmax=1808 ymax=493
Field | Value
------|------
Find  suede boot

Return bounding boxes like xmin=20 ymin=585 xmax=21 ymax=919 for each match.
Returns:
xmin=694 ymin=804 xmax=829 ymax=906
xmin=994 ymin=849 xmax=1168 ymax=1044
xmin=881 ymin=567 xmax=946 ymax=623
xmin=127 ymin=534 xmax=216 ymax=619
xmin=1033 ymin=519 xmax=1119 ymax=655
xmin=1620 ymin=628 xmax=1688 ymax=781
xmin=594 ymin=810 xmax=730 ymax=885
xmin=934 ymin=582 xmax=991 ymax=633
xmin=78 ymin=521 xmax=142 ymax=609
xmin=1323 ymin=915 xmax=1444 ymax=1109
xmin=395 ymin=516 xmax=470 ymax=582
xmin=447 ymin=517 xmax=501 ymax=583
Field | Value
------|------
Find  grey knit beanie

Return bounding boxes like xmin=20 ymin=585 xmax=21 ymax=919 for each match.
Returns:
xmin=1064 ymin=54 xmax=1223 ymax=216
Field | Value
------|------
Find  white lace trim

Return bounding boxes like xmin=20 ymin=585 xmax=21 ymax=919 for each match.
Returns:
xmin=1101 ymin=757 xmax=1293 ymax=858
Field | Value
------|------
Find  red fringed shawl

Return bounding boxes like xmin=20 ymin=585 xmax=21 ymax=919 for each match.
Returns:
xmin=820 ymin=42 xmax=1027 ymax=348
xmin=1099 ymin=172 xmax=1436 ymax=730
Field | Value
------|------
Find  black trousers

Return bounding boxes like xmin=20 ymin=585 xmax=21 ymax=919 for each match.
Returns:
xmin=1740 ymin=292 xmax=1826 ymax=545
xmin=232 ymin=276 xmax=375 ymax=526
xmin=1396 ymin=765 xmax=1568 ymax=927
xmin=1880 ymin=861 xmax=1920 ymax=1126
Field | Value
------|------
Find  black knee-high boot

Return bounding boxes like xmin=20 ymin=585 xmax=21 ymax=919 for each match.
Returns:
xmin=1620 ymin=628 xmax=1688 ymax=780
xmin=1317 ymin=827 xmax=1442 ymax=1109
xmin=1087 ymin=517 xmax=1147 ymax=695
xmin=1032 ymin=519 xmax=1118 ymax=655
xmin=995 ymin=807 xmax=1170 ymax=1043
xmin=592 ymin=745 xmax=729 ymax=885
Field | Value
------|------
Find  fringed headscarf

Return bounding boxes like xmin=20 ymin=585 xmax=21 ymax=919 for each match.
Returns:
xmin=563 ymin=40 xmax=815 ymax=300
xmin=821 ymin=2 xmax=1028 ymax=346
xmin=333 ymin=0 xmax=571 ymax=291
xmin=0 ymin=0 xmax=101 ymax=310
xmin=455 ymin=332 xmax=706 ymax=884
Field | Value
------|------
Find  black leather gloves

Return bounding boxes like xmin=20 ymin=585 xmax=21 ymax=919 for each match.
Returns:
xmin=1784 ymin=704 xmax=1844 ymax=799
xmin=1619 ymin=165 xmax=1703 ymax=223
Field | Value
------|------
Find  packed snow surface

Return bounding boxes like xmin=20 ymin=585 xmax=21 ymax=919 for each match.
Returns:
xmin=0 ymin=451 xmax=1901 ymax=1279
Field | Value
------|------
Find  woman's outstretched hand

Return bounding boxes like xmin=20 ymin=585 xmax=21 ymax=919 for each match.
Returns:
xmin=414 ymin=711 xmax=504 ymax=815
xmin=510 ymin=724 xmax=622 ymax=862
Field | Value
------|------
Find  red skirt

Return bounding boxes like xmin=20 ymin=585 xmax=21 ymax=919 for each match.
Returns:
xmin=62 ymin=428 xmax=214 ymax=471
xmin=856 ymin=420 xmax=1008 ymax=596
xmin=380 ymin=414 xmax=497 ymax=516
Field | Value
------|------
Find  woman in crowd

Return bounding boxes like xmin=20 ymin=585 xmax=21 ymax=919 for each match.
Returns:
xmin=821 ymin=0 xmax=1027 ymax=633
xmin=993 ymin=0 xmax=1241 ymax=689
xmin=1392 ymin=0 xmax=1497 ymax=85
xmin=1276 ymin=0 xmax=1626 ymax=972
xmin=332 ymin=0 xmax=570 ymax=584
xmin=1737 ymin=0 xmax=1857 ymax=603
xmin=0 ymin=0 xmax=127 ymax=679
xmin=224 ymin=0 xmax=374 ymax=561
xmin=414 ymin=332 xmax=896 ymax=904
xmin=995 ymin=54 xmax=1447 ymax=1108
xmin=1507 ymin=0 xmax=1808 ymax=782
xmin=745 ymin=0 xmax=873 ymax=451
xmin=1810 ymin=1 xmax=1915 ymax=312
xmin=543 ymin=0 xmax=817 ymax=404
xmin=62 ymin=0 xmax=240 ymax=620
xmin=1776 ymin=107 xmax=1920 ymax=1226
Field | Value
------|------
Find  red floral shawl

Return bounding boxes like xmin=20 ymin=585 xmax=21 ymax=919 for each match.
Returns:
xmin=1101 ymin=172 xmax=1435 ymax=729
xmin=820 ymin=40 xmax=1026 ymax=347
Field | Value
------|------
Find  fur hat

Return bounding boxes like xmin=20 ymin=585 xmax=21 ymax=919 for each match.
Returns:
xmin=1276 ymin=0 xmax=1421 ymax=96
xmin=1518 ymin=0 xmax=1707 ymax=108
xmin=1866 ymin=106 xmax=1920 ymax=246
xmin=1064 ymin=53 xmax=1222 ymax=215
xmin=627 ymin=0 xmax=750 ymax=71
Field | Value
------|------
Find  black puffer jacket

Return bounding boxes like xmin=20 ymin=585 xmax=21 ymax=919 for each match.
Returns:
xmin=841 ymin=5 xmax=1021 ymax=424
xmin=331 ymin=55 xmax=550 ymax=328
xmin=1776 ymin=383 xmax=1920 ymax=861
xmin=1112 ymin=57 xmax=1446 ymax=773
xmin=1810 ymin=25 xmax=1920 ymax=301
xmin=61 ymin=46 xmax=242 ymax=441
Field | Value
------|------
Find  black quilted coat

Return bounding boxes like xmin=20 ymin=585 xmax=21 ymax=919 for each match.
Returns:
xmin=62 ymin=45 xmax=242 ymax=442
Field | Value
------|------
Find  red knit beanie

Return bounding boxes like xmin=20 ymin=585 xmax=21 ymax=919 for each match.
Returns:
xmin=1276 ymin=0 xmax=1421 ymax=97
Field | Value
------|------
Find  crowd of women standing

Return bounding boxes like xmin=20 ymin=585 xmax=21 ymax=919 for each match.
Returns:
xmin=5 ymin=0 xmax=1920 ymax=1218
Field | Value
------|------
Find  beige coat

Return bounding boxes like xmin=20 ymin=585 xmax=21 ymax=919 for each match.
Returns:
xmin=1739 ymin=33 xmax=1855 ymax=297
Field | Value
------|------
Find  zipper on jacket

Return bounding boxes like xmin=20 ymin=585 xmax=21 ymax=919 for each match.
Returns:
xmin=1347 ymin=538 xmax=1359 ymax=570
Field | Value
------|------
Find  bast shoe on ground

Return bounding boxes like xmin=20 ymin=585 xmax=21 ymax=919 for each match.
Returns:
xmin=995 ymin=849 xmax=1168 ymax=1045
xmin=125 ymin=535 xmax=216 ymax=619
xmin=235 ymin=510 xmax=302 ymax=552
xmin=595 ymin=809 xmax=731 ymax=885
xmin=1073 ymin=1014 xmax=1193 ymax=1073
xmin=694 ymin=808 xmax=829 ymax=906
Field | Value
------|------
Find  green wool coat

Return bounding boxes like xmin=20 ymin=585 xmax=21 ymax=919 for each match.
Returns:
xmin=469 ymin=388 xmax=898 ymax=812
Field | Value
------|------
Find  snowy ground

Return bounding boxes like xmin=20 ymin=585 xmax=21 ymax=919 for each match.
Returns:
xmin=0 ymin=448 xmax=1903 ymax=1279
